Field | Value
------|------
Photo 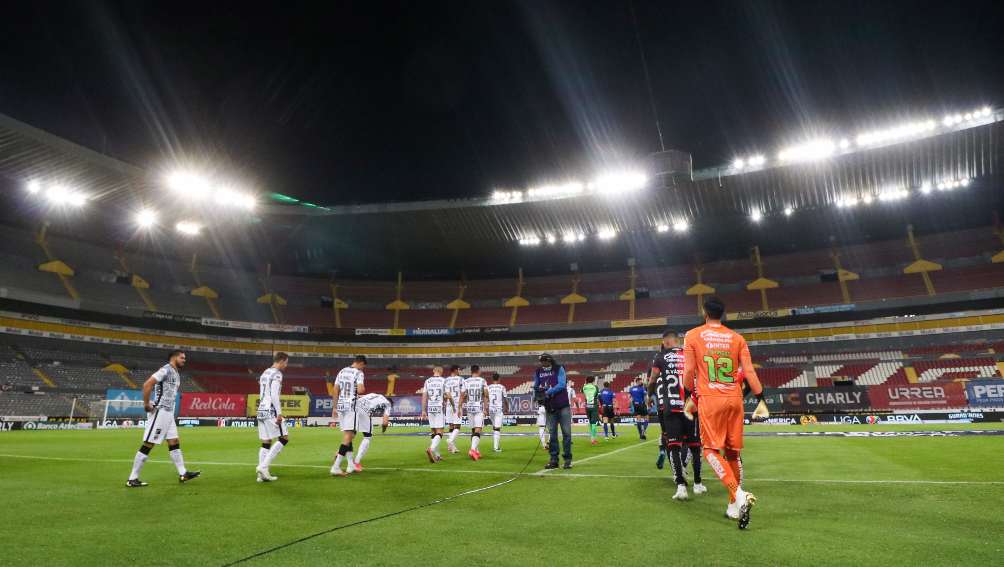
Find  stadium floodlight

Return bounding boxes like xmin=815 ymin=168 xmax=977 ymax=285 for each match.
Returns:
xmin=855 ymin=119 xmax=936 ymax=148
xmin=778 ymin=138 xmax=835 ymax=163
xmin=981 ymin=106 xmax=992 ymax=117
xmin=544 ymin=233 xmax=556 ymax=245
xmin=748 ymin=154 xmax=766 ymax=167
xmin=920 ymin=182 xmax=933 ymax=194
xmin=656 ymin=224 xmax=670 ymax=233
xmin=878 ymin=187 xmax=909 ymax=202
xmin=839 ymin=138 xmax=851 ymax=150
xmin=673 ymin=220 xmax=689 ymax=232
xmin=527 ymin=182 xmax=584 ymax=200
xmin=862 ymin=194 xmax=874 ymax=205
xmin=783 ymin=206 xmax=793 ymax=217
xmin=519 ymin=236 xmax=540 ymax=246
xmin=592 ymin=171 xmax=648 ymax=194
xmin=135 ymin=209 xmax=157 ymax=228
xmin=44 ymin=185 xmax=86 ymax=207
xmin=26 ymin=180 xmax=41 ymax=194
xmin=732 ymin=158 xmax=745 ymax=170
xmin=175 ymin=221 xmax=202 ymax=236
xmin=750 ymin=210 xmax=762 ymax=223
xmin=597 ymin=227 xmax=617 ymax=240
xmin=562 ymin=231 xmax=585 ymax=244
xmin=836 ymin=196 xmax=859 ymax=208
xmin=960 ymin=178 xmax=970 ymax=187
xmin=167 ymin=171 xmax=210 ymax=199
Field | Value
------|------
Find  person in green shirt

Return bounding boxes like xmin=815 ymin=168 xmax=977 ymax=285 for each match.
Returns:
xmin=582 ymin=376 xmax=600 ymax=445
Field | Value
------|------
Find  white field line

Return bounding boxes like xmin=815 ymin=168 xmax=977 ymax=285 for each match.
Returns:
xmin=2 ymin=453 xmax=1003 ymax=485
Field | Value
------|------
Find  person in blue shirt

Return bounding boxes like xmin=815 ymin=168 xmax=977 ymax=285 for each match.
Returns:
xmin=533 ymin=353 xmax=572 ymax=469
xmin=629 ymin=377 xmax=650 ymax=440
xmin=598 ymin=381 xmax=617 ymax=439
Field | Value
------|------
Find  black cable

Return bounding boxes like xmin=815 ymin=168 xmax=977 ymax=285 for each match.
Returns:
xmin=220 ymin=431 xmax=543 ymax=566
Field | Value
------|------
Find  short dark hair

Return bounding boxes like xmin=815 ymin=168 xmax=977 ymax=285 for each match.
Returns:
xmin=703 ymin=296 xmax=725 ymax=320
xmin=273 ymin=352 xmax=289 ymax=363
xmin=604 ymin=381 xmax=611 ymax=388
xmin=470 ymin=364 xmax=480 ymax=373
xmin=168 ymin=349 xmax=185 ymax=360
xmin=491 ymin=373 xmax=500 ymax=382
xmin=450 ymin=364 xmax=461 ymax=373
xmin=586 ymin=376 xmax=595 ymax=383
xmin=354 ymin=355 xmax=368 ymax=364
xmin=662 ymin=328 xmax=677 ymax=338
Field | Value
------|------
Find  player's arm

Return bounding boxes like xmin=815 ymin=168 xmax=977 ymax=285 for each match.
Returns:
xmin=682 ymin=337 xmax=697 ymax=393
xmin=420 ymin=388 xmax=428 ymax=420
xmin=739 ymin=339 xmax=769 ymax=420
xmin=271 ymin=377 xmax=283 ymax=423
xmin=141 ymin=375 xmax=157 ymax=412
xmin=458 ymin=390 xmax=467 ymax=417
xmin=356 ymin=374 xmax=366 ymax=395
xmin=331 ymin=383 xmax=341 ymax=419
xmin=445 ymin=391 xmax=455 ymax=413
xmin=483 ymin=386 xmax=490 ymax=410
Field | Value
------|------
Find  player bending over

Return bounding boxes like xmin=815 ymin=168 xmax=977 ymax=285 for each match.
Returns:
xmin=125 ymin=350 xmax=200 ymax=487
xmin=629 ymin=377 xmax=649 ymax=440
xmin=256 ymin=352 xmax=290 ymax=483
xmin=330 ymin=355 xmax=367 ymax=476
xmin=444 ymin=365 xmax=464 ymax=454
xmin=581 ymin=376 xmax=600 ymax=445
xmin=683 ymin=297 xmax=765 ymax=528
xmin=598 ymin=381 xmax=616 ymax=439
xmin=420 ymin=366 xmax=452 ymax=462
xmin=459 ymin=365 xmax=490 ymax=461
xmin=486 ymin=373 xmax=509 ymax=452
xmin=352 ymin=393 xmax=392 ymax=471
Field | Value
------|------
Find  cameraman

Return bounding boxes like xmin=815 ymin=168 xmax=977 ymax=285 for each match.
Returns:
xmin=533 ymin=353 xmax=572 ymax=469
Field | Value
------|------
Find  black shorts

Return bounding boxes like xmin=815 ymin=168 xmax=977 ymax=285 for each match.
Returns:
xmin=586 ymin=407 xmax=600 ymax=423
xmin=601 ymin=405 xmax=615 ymax=419
xmin=660 ymin=409 xmax=701 ymax=445
xmin=633 ymin=403 xmax=649 ymax=417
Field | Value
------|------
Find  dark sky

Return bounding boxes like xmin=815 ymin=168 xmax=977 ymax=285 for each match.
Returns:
xmin=1 ymin=0 xmax=1002 ymax=206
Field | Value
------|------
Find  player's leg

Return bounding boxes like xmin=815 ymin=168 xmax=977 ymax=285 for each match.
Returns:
xmin=544 ymin=409 xmax=560 ymax=467
xmin=664 ymin=413 xmax=687 ymax=499
xmin=723 ymin=401 xmax=755 ymax=528
xmin=261 ymin=419 xmax=288 ymax=472
xmin=655 ymin=409 xmax=667 ymax=469
xmin=127 ymin=410 xmax=162 ymax=486
xmin=688 ymin=412 xmax=705 ymax=493
xmin=258 ymin=418 xmax=271 ymax=467
xmin=559 ymin=406 xmax=572 ymax=467
xmin=164 ymin=417 xmax=198 ymax=483
xmin=537 ymin=407 xmax=547 ymax=447
xmin=492 ymin=412 xmax=502 ymax=452
xmin=355 ymin=433 xmax=372 ymax=466
xmin=698 ymin=402 xmax=739 ymax=503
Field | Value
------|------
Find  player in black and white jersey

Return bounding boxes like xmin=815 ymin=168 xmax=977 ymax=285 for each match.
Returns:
xmin=125 ymin=350 xmax=200 ymax=487
xmin=459 ymin=365 xmax=490 ymax=461
xmin=255 ymin=352 xmax=289 ymax=483
xmin=649 ymin=330 xmax=705 ymax=500
xmin=421 ymin=366 xmax=453 ymax=462
xmin=443 ymin=365 xmax=464 ymax=454
xmin=330 ymin=355 xmax=367 ymax=476
xmin=486 ymin=374 xmax=509 ymax=452
xmin=351 ymin=393 xmax=393 ymax=472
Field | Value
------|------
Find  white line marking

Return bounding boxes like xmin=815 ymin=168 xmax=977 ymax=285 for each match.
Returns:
xmin=535 ymin=438 xmax=655 ymax=474
xmin=2 ymin=453 xmax=1002 ymax=485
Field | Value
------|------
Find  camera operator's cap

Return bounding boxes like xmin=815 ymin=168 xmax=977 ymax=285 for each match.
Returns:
xmin=538 ymin=353 xmax=554 ymax=364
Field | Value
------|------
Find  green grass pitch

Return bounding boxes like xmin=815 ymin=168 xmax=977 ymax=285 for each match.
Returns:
xmin=2 ymin=423 xmax=1003 ymax=566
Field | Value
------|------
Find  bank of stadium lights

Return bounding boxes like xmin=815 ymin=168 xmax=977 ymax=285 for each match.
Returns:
xmin=750 ymin=210 xmax=763 ymax=223
xmin=166 ymin=171 xmax=256 ymax=211
xmin=492 ymin=170 xmax=648 ymax=204
xmin=24 ymin=179 xmax=87 ymax=207
xmin=597 ymin=227 xmax=617 ymax=240
xmin=855 ymin=120 xmax=937 ymax=148
xmin=935 ymin=177 xmax=971 ymax=191
xmin=673 ymin=220 xmax=689 ymax=232
xmin=562 ymin=231 xmax=586 ymax=244
xmin=135 ymin=209 xmax=157 ymax=229
xmin=783 ymin=206 xmax=794 ymax=217
xmin=777 ymin=138 xmax=836 ymax=163
xmin=175 ymin=221 xmax=202 ymax=236
xmin=943 ymin=106 xmax=992 ymax=126
xmin=732 ymin=154 xmax=765 ymax=171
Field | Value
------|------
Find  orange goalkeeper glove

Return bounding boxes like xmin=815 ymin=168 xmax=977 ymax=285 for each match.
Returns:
xmin=752 ymin=397 xmax=770 ymax=421
xmin=683 ymin=398 xmax=697 ymax=421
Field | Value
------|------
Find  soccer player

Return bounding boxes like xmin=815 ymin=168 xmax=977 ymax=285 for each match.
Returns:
xmin=420 ymin=366 xmax=451 ymax=462
xmin=444 ymin=365 xmax=464 ymax=454
xmin=649 ymin=331 xmax=705 ymax=500
xmin=125 ymin=350 xmax=200 ymax=487
xmin=598 ymin=381 xmax=616 ymax=439
xmin=683 ymin=297 xmax=765 ymax=528
xmin=582 ymin=376 xmax=600 ymax=445
xmin=330 ymin=355 xmax=367 ymax=476
xmin=255 ymin=352 xmax=290 ymax=483
xmin=535 ymin=398 xmax=548 ymax=449
xmin=629 ymin=377 xmax=649 ymax=440
xmin=486 ymin=373 xmax=509 ymax=452
xmin=352 ymin=392 xmax=392 ymax=471
xmin=459 ymin=365 xmax=490 ymax=460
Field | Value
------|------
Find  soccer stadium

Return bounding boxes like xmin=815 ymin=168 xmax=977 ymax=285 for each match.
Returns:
xmin=3 ymin=2 xmax=1004 ymax=566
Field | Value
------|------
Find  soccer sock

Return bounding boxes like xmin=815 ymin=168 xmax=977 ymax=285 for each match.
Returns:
xmin=430 ymin=434 xmax=442 ymax=453
xmin=263 ymin=440 xmax=285 ymax=468
xmin=669 ymin=444 xmax=685 ymax=485
xmin=355 ymin=437 xmax=371 ymax=463
xmin=259 ymin=446 xmax=268 ymax=467
xmin=345 ymin=442 xmax=354 ymax=471
xmin=471 ymin=433 xmax=480 ymax=452
xmin=610 ymin=423 xmax=616 ymax=435
xmin=636 ymin=422 xmax=643 ymax=436
xmin=724 ymin=449 xmax=743 ymax=492
xmin=168 ymin=447 xmax=186 ymax=475
xmin=703 ymin=448 xmax=738 ymax=501
xmin=493 ymin=429 xmax=501 ymax=450
xmin=335 ymin=443 xmax=348 ymax=470
xmin=602 ymin=423 xmax=609 ymax=437
xmin=689 ymin=445 xmax=703 ymax=484
xmin=129 ymin=447 xmax=150 ymax=480
xmin=448 ymin=428 xmax=460 ymax=446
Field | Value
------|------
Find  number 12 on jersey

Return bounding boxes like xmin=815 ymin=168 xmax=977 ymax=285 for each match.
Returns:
xmin=703 ymin=354 xmax=735 ymax=383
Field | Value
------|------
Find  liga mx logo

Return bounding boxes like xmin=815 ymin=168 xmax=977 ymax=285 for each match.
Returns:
xmin=866 ymin=415 xmax=880 ymax=424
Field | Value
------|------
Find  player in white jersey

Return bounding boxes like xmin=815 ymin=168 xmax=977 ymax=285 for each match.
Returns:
xmin=421 ymin=366 xmax=453 ymax=462
xmin=486 ymin=373 xmax=509 ymax=452
xmin=125 ymin=350 xmax=200 ymax=487
xmin=352 ymin=393 xmax=392 ymax=472
xmin=443 ymin=365 xmax=464 ymax=453
xmin=536 ymin=402 xmax=548 ymax=449
xmin=330 ymin=355 xmax=367 ymax=476
xmin=255 ymin=352 xmax=290 ymax=483
xmin=459 ymin=365 xmax=490 ymax=461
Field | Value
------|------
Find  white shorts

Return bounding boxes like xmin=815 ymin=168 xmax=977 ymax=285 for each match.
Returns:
xmin=338 ymin=411 xmax=358 ymax=432
xmin=536 ymin=406 xmax=546 ymax=427
xmin=427 ymin=412 xmax=445 ymax=430
xmin=356 ymin=411 xmax=374 ymax=435
xmin=142 ymin=409 xmax=177 ymax=445
xmin=257 ymin=415 xmax=287 ymax=440
xmin=445 ymin=405 xmax=462 ymax=426
xmin=489 ymin=410 xmax=504 ymax=429
xmin=467 ymin=412 xmax=484 ymax=429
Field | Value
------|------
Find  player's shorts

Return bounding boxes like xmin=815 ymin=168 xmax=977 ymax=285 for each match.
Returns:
xmin=697 ymin=396 xmax=744 ymax=450
xmin=427 ymin=411 xmax=445 ymax=430
xmin=586 ymin=406 xmax=599 ymax=423
xmin=257 ymin=414 xmax=287 ymax=440
xmin=601 ymin=405 xmax=615 ymax=419
xmin=356 ymin=411 xmax=374 ymax=435
xmin=660 ymin=409 xmax=700 ymax=445
xmin=445 ymin=405 xmax=462 ymax=426
xmin=489 ymin=409 xmax=504 ymax=429
xmin=536 ymin=405 xmax=546 ymax=426
xmin=467 ymin=411 xmax=484 ymax=429
xmin=142 ymin=408 xmax=177 ymax=445
xmin=633 ymin=403 xmax=649 ymax=417
xmin=338 ymin=410 xmax=357 ymax=432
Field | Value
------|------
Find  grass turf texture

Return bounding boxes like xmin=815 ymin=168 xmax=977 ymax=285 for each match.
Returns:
xmin=2 ymin=423 xmax=1003 ymax=566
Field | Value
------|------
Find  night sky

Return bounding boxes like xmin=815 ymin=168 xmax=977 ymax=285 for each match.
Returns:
xmin=2 ymin=0 xmax=1002 ymax=207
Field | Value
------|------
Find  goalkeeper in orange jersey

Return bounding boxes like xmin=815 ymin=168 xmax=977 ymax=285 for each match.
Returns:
xmin=682 ymin=296 xmax=768 ymax=529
